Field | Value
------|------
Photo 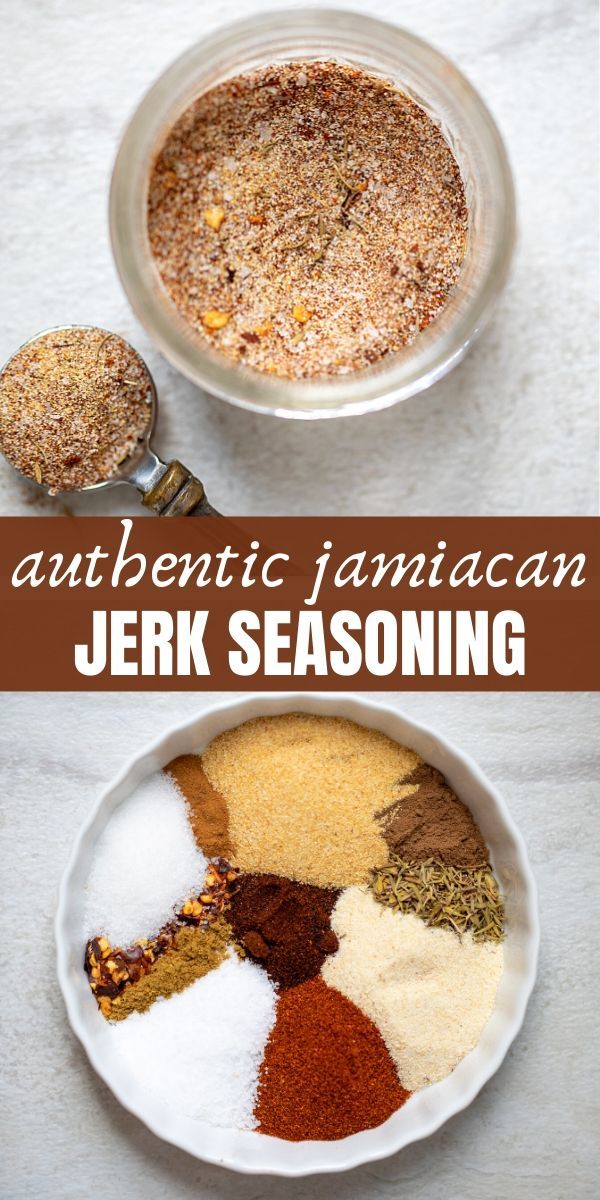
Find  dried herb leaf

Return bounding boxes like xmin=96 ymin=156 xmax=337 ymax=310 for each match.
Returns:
xmin=369 ymin=856 xmax=505 ymax=942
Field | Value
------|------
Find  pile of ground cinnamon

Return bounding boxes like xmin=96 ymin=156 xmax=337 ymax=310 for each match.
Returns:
xmin=377 ymin=764 xmax=488 ymax=866
xmin=228 ymin=873 xmax=339 ymax=989
xmin=165 ymin=755 xmax=232 ymax=858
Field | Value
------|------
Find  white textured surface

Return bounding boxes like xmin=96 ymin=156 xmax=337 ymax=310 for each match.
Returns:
xmin=1 ymin=689 xmax=598 ymax=1197
xmin=0 ymin=0 xmax=597 ymax=517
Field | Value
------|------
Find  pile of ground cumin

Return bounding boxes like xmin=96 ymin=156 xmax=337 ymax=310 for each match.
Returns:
xmin=108 ymin=920 xmax=231 ymax=1021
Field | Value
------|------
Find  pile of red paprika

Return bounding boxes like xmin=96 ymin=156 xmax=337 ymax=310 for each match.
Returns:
xmin=255 ymin=977 xmax=410 ymax=1140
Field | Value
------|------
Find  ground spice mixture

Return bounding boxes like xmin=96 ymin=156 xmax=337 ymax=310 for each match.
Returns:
xmin=148 ymin=60 xmax=468 ymax=379
xmin=201 ymin=712 xmax=420 ymax=887
xmin=255 ymin=976 xmax=410 ymax=1140
xmin=0 ymin=327 xmax=152 ymax=493
xmin=228 ymin=873 xmax=339 ymax=989
xmin=165 ymin=754 xmax=232 ymax=858
xmin=377 ymin=763 xmax=489 ymax=866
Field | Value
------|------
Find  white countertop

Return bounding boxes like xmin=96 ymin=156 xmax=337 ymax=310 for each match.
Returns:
xmin=1 ymin=689 xmax=598 ymax=1199
xmin=0 ymin=0 xmax=597 ymax=518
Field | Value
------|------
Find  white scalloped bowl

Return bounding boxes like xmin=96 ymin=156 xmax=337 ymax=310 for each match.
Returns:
xmin=56 ymin=693 xmax=538 ymax=1176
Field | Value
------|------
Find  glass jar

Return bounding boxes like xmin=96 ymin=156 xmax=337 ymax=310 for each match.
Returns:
xmin=109 ymin=9 xmax=516 ymax=419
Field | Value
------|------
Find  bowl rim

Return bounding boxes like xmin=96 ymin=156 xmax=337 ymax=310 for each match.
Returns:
xmin=109 ymin=7 xmax=516 ymax=419
xmin=55 ymin=692 xmax=539 ymax=1175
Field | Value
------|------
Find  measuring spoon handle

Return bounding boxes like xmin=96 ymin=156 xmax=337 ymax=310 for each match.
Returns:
xmin=141 ymin=460 xmax=220 ymax=517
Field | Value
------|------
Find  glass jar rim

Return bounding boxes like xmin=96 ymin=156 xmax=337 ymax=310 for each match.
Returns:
xmin=109 ymin=7 xmax=516 ymax=419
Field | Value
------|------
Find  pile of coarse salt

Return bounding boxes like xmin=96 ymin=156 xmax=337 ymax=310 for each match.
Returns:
xmin=84 ymin=771 xmax=207 ymax=947
xmin=109 ymin=954 xmax=277 ymax=1129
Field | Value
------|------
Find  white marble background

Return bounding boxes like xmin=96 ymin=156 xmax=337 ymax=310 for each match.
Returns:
xmin=0 ymin=0 xmax=597 ymax=517
xmin=0 ymin=2 xmax=598 ymax=1198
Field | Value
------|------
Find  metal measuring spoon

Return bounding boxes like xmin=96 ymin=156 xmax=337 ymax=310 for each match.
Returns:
xmin=0 ymin=325 xmax=219 ymax=515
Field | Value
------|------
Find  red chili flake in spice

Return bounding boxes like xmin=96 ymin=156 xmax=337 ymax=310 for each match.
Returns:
xmin=255 ymin=977 xmax=410 ymax=1140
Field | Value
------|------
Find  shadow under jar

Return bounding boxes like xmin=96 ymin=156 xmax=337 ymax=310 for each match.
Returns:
xmin=110 ymin=9 xmax=515 ymax=419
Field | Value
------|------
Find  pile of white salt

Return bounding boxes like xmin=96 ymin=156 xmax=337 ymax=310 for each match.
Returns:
xmin=83 ymin=772 xmax=207 ymax=947
xmin=109 ymin=954 xmax=277 ymax=1129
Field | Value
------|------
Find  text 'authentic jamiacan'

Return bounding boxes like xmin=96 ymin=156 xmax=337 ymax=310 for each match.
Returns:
xmin=7 ymin=519 xmax=590 ymax=684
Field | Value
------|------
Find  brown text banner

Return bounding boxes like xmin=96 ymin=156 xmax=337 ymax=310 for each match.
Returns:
xmin=0 ymin=517 xmax=597 ymax=690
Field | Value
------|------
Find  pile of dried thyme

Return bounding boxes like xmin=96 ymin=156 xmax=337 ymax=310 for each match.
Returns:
xmin=148 ymin=60 xmax=468 ymax=379
xmin=369 ymin=856 xmax=505 ymax=942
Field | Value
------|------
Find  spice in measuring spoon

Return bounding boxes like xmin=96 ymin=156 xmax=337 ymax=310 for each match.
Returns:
xmin=0 ymin=326 xmax=218 ymax=514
